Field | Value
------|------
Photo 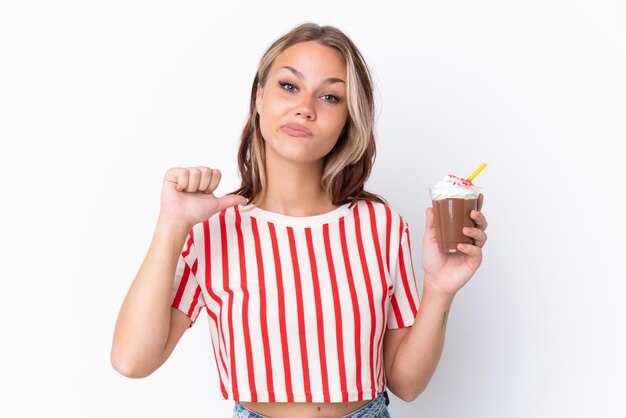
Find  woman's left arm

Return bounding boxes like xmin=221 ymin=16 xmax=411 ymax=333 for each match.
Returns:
xmin=385 ymin=194 xmax=488 ymax=401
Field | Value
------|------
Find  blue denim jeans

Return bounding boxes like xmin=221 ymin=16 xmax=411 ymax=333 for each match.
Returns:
xmin=233 ymin=390 xmax=391 ymax=417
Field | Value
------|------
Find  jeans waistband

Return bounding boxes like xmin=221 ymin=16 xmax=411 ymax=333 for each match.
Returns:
xmin=232 ymin=390 xmax=390 ymax=418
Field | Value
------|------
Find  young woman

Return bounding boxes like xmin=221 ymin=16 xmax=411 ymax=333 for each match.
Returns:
xmin=111 ymin=23 xmax=488 ymax=418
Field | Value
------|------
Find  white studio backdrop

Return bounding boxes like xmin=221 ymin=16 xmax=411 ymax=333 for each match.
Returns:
xmin=1 ymin=1 xmax=625 ymax=417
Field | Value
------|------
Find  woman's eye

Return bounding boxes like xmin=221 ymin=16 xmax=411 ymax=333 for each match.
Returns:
xmin=279 ymin=81 xmax=296 ymax=92
xmin=321 ymin=94 xmax=340 ymax=103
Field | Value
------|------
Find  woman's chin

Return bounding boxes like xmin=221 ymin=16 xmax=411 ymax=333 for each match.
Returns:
xmin=267 ymin=145 xmax=328 ymax=166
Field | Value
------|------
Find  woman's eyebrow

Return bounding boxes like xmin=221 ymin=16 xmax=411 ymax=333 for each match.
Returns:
xmin=279 ymin=65 xmax=345 ymax=85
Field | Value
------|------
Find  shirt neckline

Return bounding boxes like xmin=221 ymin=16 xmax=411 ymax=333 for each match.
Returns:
xmin=237 ymin=202 xmax=354 ymax=227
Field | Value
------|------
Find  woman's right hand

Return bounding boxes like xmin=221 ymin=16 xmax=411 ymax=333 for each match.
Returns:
xmin=158 ymin=167 xmax=248 ymax=228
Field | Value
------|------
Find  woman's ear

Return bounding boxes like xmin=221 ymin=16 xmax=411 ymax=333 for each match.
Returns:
xmin=255 ymin=84 xmax=264 ymax=115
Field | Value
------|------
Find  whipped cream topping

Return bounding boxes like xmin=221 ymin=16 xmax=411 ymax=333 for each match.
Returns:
xmin=430 ymin=174 xmax=480 ymax=199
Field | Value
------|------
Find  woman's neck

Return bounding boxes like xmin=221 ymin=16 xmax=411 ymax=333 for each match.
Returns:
xmin=251 ymin=159 xmax=337 ymax=217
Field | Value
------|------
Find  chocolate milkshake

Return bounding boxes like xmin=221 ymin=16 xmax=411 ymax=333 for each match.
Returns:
xmin=430 ymin=174 xmax=481 ymax=253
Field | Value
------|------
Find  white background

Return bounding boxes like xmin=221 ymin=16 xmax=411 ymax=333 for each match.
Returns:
xmin=1 ymin=1 xmax=625 ymax=417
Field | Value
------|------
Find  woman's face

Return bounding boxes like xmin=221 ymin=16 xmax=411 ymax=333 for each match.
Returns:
xmin=256 ymin=41 xmax=349 ymax=168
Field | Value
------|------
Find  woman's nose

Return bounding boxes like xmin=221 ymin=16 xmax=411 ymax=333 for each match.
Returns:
xmin=294 ymin=95 xmax=316 ymax=120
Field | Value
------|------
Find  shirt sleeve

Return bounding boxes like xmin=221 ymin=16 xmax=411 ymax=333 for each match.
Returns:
xmin=170 ymin=230 xmax=206 ymax=328
xmin=386 ymin=221 xmax=420 ymax=329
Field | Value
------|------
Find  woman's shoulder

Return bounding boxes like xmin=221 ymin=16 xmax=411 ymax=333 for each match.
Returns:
xmin=352 ymin=198 xmax=406 ymax=224
xmin=353 ymin=196 xmax=399 ymax=211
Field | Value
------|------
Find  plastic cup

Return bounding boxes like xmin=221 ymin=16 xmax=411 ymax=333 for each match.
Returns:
xmin=429 ymin=187 xmax=481 ymax=253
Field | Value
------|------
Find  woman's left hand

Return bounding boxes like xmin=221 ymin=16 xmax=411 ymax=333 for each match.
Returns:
xmin=421 ymin=193 xmax=488 ymax=298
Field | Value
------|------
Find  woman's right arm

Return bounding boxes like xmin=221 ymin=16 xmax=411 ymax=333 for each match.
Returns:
xmin=110 ymin=167 xmax=247 ymax=378
xmin=110 ymin=217 xmax=192 ymax=378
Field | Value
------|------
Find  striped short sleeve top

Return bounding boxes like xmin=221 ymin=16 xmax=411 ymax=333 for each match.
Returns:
xmin=170 ymin=200 xmax=420 ymax=403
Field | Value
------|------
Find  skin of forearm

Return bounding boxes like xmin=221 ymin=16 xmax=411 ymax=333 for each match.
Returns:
xmin=110 ymin=218 xmax=191 ymax=377
xmin=387 ymin=277 xmax=455 ymax=401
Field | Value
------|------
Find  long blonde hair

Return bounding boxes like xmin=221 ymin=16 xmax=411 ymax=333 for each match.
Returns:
xmin=231 ymin=22 xmax=386 ymax=207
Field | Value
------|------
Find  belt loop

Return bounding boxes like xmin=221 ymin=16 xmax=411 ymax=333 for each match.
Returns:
xmin=383 ymin=390 xmax=390 ymax=406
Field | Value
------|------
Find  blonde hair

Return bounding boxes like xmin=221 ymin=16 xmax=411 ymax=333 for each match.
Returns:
xmin=231 ymin=22 xmax=385 ymax=207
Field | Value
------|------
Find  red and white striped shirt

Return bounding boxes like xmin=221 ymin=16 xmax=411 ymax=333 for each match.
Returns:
xmin=171 ymin=200 xmax=420 ymax=403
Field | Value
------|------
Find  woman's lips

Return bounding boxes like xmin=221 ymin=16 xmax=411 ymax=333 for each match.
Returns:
xmin=281 ymin=123 xmax=313 ymax=137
